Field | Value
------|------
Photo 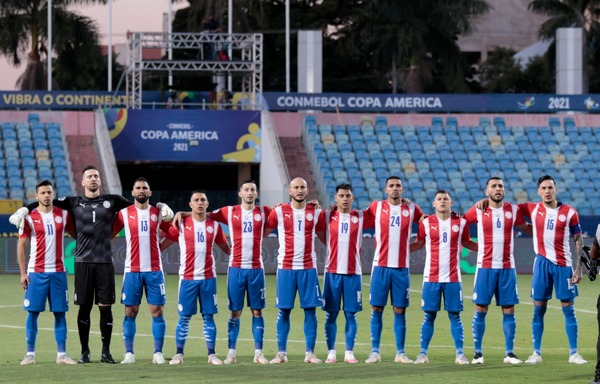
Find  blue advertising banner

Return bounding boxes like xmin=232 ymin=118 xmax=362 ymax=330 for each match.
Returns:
xmin=263 ymin=92 xmax=600 ymax=113
xmin=107 ymin=109 xmax=261 ymax=163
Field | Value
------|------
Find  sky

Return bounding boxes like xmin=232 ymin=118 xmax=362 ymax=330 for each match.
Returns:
xmin=0 ymin=0 xmax=187 ymax=90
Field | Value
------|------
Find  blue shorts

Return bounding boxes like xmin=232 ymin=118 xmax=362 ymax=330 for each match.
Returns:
xmin=275 ymin=269 xmax=322 ymax=309
xmin=177 ymin=278 xmax=218 ymax=316
xmin=421 ymin=282 xmax=463 ymax=312
xmin=531 ymin=255 xmax=578 ymax=302
xmin=472 ymin=268 xmax=519 ymax=307
xmin=227 ymin=266 xmax=266 ymax=311
xmin=24 ymin=272 xmax=69 ymax=313
xmin=323 ymin=273 xmax=363 ymax=313
xmin=369 ymin=266 xmax=410 ymax=308
xmin=121 ymin=271 xmax=166 ymax=307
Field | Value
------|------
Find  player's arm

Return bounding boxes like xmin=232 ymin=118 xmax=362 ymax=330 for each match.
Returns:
xmin=160 ymin=225 xmax=180 ymax=251
xmin=172 ymin=211 xmax=192 ymax=228
xmin=263 ymin=209 xmax=278 ymax=237
xmin=17 ymin=236 xmax=30 ymax=290
xmin=571 ymin=232 xmax=584 ymax=284
xmin=410 ymin=222 xmax=426 ymax=252
xmin=111 ymin=211 xmax=125 ymax=239
xmin=215 ymin=225 xmax=231 ymax=255
xmin=461 ymin=224 xmax=478 ymax=251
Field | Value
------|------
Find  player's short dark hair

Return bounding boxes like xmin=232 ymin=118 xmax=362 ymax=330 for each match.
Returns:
xmin=485 ymin=177 xmax=503 ymax=187
xmin=537 ymin=174 xmax=556 ymax=187
xmin=385 ymin=176 xmax=402 ymax=185
xmin=133 ymin=177 xmax=150 ymax=188
xmin=435 ymin=189 xmax=451 ymax=199
xmin=239 ymin=179 xmax=257 ymax=190
xmin=36 ymin=180 xmax=53 ymax=191
xmin=82 ymin=165 xmax=98 ymax=175
xmin=336 ymin=183 xmax=353 ymax=193
xmin=191 ymin=190 xmax=208 ymax=199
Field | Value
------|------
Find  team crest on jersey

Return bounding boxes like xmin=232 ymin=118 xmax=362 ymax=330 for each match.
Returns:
xmin=254 ymin=214 xmax=262 ymax=222
xmin=504 ymin=211 xmax=512 ymax=219
xmin=558 ymin=214 xmax=567 ymax=222
xmin=151 ymin=214 xmax=158 ymax=222
xmin=306 ymin=213 xmax=314 ymax=221
xmin=103 ymin=201 xmax=111 ymax=208
xmin=451 ymin=225 xmax=460 ymax=232
xmin=54 ymin=216 xmax=63 ymax=224
xmin=351 ymin=216 xmax=359 ymax=224
xmin=401 ymin=209 xmax=409 ymax=217
xmin=23 ymin=299 xmax=30 ymax=307
xmin=207 ymin=226 xmax=214 ymax=233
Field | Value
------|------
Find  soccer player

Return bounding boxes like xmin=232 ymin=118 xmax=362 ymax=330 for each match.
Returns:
xmin=9 ymin=165 xmax=173 ymax=364
xmin=463 ymin=177 xmax=531 ymax=365
xmin=17 ymin=180 xmax=78 ymax=365
xmin=265 ymin=177 xmax=326 ymax=364
xmin=210 ymin=179 xmax=272 ymax=365
xmin=319 ymin=183 xmax=374 ymax=364
xmin=365 ymin=176 xmax=423 ymax=364
xmin=589 ymin=224 xmax=600 ymax=384
xmin=112 ymin=178 xmax=172 ymax=364
xmin=410 ymin=190 xmax=478 ymax=365
xmin=519 ymin=175 xmax=586 ymax=365
xmin=163 ymin=190 xmax=231 ymax=365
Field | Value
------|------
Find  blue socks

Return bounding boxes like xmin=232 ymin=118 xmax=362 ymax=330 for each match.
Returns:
xmin=202 ymin=314 xmax=217 ymax=355
xmin=394 ymin=312 xmax=406 ymax=354
xmin=227 ymin=318 xmax=240 ymax=349
xmin=324 ymin=312 xmax=339 ymax=350
xmin=54 ymin=312 xmax=67 ymax=353
xmin=370 ymin=310 xmax=383 ymax=353
xmin=420 ymin=311 xmax=436 ymax=354
xmin=532 ymin=305 xmax=547 ymax=354
xmin=252 ymin=316 xmax=264 ymax=350
xmin=123 ymin=315 xmax=136 ymax=353
xmin=448 ymin=312 xmax=464 ymax=355
xmin=175 ymin=315 xmax=191 ymax=355
xmin=562 ymin=305 xmax=578 ymax=355
xmin=304 ymin=308 xmax=317 ymax=352
xmin=276 ymin=309 xmax=291 ymax=352
xmin=502 ymin=313 xmax=516 ymax=354
xmin=345 ymin=312 xmax=357 ymax=351
xmin=152 ymin=315 xmax=166 ymax=353
xmin=25 ymin=312 xmax=40 ymax=353
xmin=472 ymin=311 xmax=487 ymax=353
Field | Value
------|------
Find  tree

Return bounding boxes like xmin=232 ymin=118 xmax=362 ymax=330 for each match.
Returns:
xmin=0 ymin=0 xmax=107 ymax=90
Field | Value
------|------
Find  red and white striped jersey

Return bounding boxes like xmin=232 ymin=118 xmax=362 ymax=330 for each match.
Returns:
xmin=165 ymin=216 xmax=227 ymax=280
xmin=266 ymin=204 xmax=325 ymax=270
xmin=418 ymin=215 xmax=470 ymax=283
xmin=324 ymin=210 xmax=374 ymax=275
xmin=367 ymin=201 xmax=423 ymax=269
xmin=464 ymin=203 xmax=525 ymax=269
xmin=20 ymin=207 xmax=71 ymax=273
xmin=211 ymin=205 xmax=271 ymax=269
xmin=519 ymin=202 xmax=581 ymax=267
xmin=113 ymin=205 xmax=171 ymax=272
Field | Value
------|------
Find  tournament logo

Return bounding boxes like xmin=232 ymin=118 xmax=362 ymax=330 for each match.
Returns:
xmin=55 ymin=216 xmax=63 ymax=224
xmin=558 ymin=214 xmax=567 ymax=222
xmin=401 ymin=210 xmax=409 ymax=217
xmin=254 ymin=214 xmax=262 ymax=222
xmin=351 ymin=216 xmax=359 ymax=224
xmin=306 ymin=213 xmax=314 ymax=221
xmin=207 ymin=226 xmax=214 ymax=233
xmin=103 ymin=201 xmax=111 ymax=208
xmin=504 ymin=211 xmax=512 ymax=219
xmin=151 ymin=214 xmax=158 ymax=222
xmin=451 ymin=225 xmax=460 ymax=232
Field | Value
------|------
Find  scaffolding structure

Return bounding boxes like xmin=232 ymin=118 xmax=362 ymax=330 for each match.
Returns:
xmin=126 ymin=32 xmax=263 ymax=109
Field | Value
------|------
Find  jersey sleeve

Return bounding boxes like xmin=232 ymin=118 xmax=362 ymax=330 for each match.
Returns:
xmin=51 ymin=196 xmax=78 ymax=211
xmin=513 ymin=207 xmax=526 ymax=226
xmin=412 ymin=204 xmax=424 ymax=223
xmin=65 ymin=212 xmax=75 ymax=235
xmin=111 ymin=194 xmax=134 ymax=211
xmin=315 ymin=210 xmax=326 ymax=232
xmin=210 ymin=207 xmax=228 ymax=224
xmin=461 ymin=219 xmax=471 ymax=241
xmin=362 ymin=210 xmax=375 ymax=229
xmin=569 ymin=208 xmax=582 ymax=236
xmin=19 ymin=219 xmax=31 ymax=238
xmin=463 ymin=206 xmax=478 ymax=224
xmin=417 ymin=220 xmax=426 ymax=241
xmin=164 ymin=224 xmax=180 ymax=242
xmin=517 ymin=202 xmax=532 ymax=218
xmin=159 ymin=219 xmax=172 ymax=234
xmin=214 ymin=223 xmax=227 ymax=244
xmin=266 ymin=208 xmax=279 ymax=229
xmin=366 ymin=201 xmax=378 ymax=218
xmin=112 ymin=210 xmax=125 ymax=234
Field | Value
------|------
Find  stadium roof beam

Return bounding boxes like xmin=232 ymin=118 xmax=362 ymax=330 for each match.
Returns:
xmin=126 ymin=32 xmax=263 ymax=109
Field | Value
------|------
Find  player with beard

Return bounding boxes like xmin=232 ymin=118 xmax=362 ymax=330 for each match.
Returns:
xmin=111 ymin=178 xmax=172 ymax=364
xmin=9 ymin=166 xmax=174 ymax=364
xmin=266 ymin=177 xmax=326 ymax=364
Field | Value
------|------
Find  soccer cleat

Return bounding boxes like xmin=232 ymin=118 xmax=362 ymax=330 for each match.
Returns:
xmin=455 ymin=354 xmax=470 ymax=365
xmin=223 ymin=351 xmax=236 ymax=365
xmin=152 ymin=352 xmax=166 ymax=364
xmin=20 ymin=355 xmax=36 ymax=366
xmin=503 ymin=353 xmax=523 ymax=365
xmin=525 ymin=352 xmax=542 ymax=364
xmin=101 ymin=352 xmax=117 ymax=364
xmin=207 ymin=354 xmax=223 ymax=365
xmin=56 ymin=354 xmax=78 ymax=365
xmin=304 ymin=352 xmax=322 ymax=364
xmin=120 ymin=352 xmax=135 ymax=365
xmin=394 ymin=353 xmax=413 ymax=364
xmin=325 ymin=350 xmax=336 ymax=364
xmin=568 ymin=353 xmax=587 ymax=364
xmin=344 ymin=351 xmax=359 ymax=364
xmin=414 ymin=353 xmax=429 ymax=364
xmin=78 ymin=351 xmax=91 ymax=364
xmin=253 ymin=352 xmax=269 ymax=365
xmin=471 ymin=352 xmax=484 ymax=365
xmin=365 ymin=352 xmax=381 ymax=364
xmin=169 ymin=353 xmax=184 ymax=365
xmin=269 ymin=352 xmax=288 ymax=364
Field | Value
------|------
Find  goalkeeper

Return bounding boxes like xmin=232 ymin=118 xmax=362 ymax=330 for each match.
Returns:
xmin=9 ymin=165 xmax=173 ymax=365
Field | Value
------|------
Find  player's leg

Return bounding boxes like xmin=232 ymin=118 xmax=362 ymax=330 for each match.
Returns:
xmin=225 ymin=267 xmax=244 ymax=364
xmin=199 ymin=277 xmax=222 ymax=365
xmin=120 ymin=272 xmax=142 ymax=364
xmin=246 ymin=268 xmax=267 ymax=364
xmin=471 ymin=268 xmax=495 ymax=364
xmin=270 ymin=269 xmax=295 ymax=363
xmin=391 ymin=268 xmax=411 ymax=363
xmin=21 ymin=272 xmax=48 ymax=365
xmin=527 ymin=256 xmax=552 ymax=364
xmin=22 ymin=311 xmax=40 ymax=365
xmin=595 ymin=295 xmax=600 ymax=381
xmin=298 ymin=268 xmax=322 ymax=363
xmin=497 ymin=268 xmax=521 ymax=364
xmin=444 ymin=282 xmax=467 ymax=365
xmin=416 ymin=282 xmax=442 ymax=363
xmin=74 ymin=263 xmax=94 ymax=362
xmin=342 ymin=274 xmax=362 ymax=364
xmin=96 ymin=263 xmax=117 ymax=363
xmin=170 ymin=279 xmax=198 ymax=365
xmin=323 ymin=272 xmax=342 ymax=363
xmin=145 ymin=271 xmax=167 ymax=364
xmin=366 ymin=266 xmax=390 ymax=363
xmin=555 ymin=264 xmax=585 ymax=363
xmin=49 ymin=272 xmax=76 ymax=364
